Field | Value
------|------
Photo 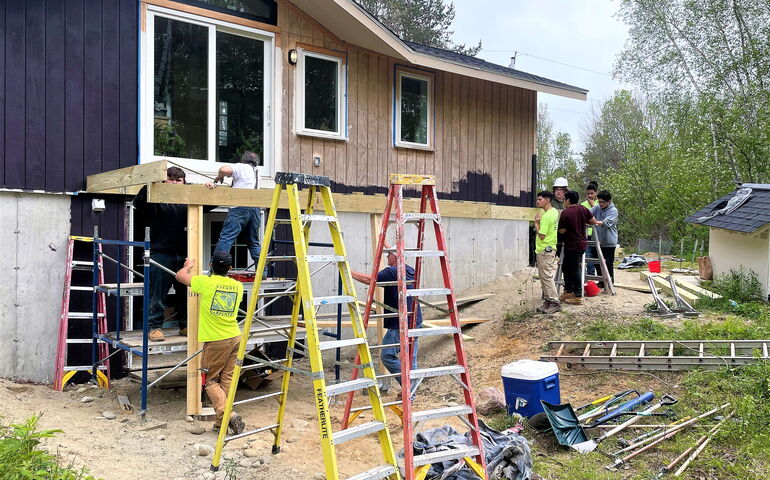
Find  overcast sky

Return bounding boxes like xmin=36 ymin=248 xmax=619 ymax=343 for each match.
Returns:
xmin=451 ymin=0 xmax=630 ymax=152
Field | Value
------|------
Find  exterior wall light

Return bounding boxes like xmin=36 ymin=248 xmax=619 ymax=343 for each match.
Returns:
xmin=288 ymin=49 xmax=299 ymax=65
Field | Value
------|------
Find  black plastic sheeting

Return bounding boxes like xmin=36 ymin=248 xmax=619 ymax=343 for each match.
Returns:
xmin=404 ymin=420 xmax=532 ymax=480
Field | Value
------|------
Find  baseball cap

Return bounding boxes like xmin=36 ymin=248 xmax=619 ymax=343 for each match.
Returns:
xmin=210 ymin=251 xmax=232 ymax=270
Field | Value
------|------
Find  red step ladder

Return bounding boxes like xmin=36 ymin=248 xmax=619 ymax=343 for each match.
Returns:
xmin=342 ymin=174 xmax=486 ymax=479
xmin=53 ymin=236 xmax=110 ymax=391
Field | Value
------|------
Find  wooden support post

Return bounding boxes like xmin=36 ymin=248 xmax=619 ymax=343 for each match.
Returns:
xmin=370 ymin=214 xmax=388 ymax=376
xmin=187 ymin=205 xmax=203 ymax=415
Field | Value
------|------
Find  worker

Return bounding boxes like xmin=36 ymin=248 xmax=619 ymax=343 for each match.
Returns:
xmin=175 ymin=251 xmax=245 ymax=435
xmin=206 ymin=151 xmax=262 ymax=270
xmin=551 ymin=177 xmax=569 ymax=210
xmin=591 ymin=190 xmax=618 ymax=286
xmin=351 ymin=247 xmax=422 ymax=397
xmin=132 ymin=166 xmax=189 ymax=342
xmin=558 ymin=190 xmax=600 ymax=306
xmin=534 ymin=191 xmax=561 ymax=314
xmin=582 ymin=181 xmax=599 ymax=276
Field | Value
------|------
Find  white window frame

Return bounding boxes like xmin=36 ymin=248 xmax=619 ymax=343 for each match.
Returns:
xmin=395 ymin=70 xmax=433 ymax=149
xmin=295 ymin=48 xmax=347 ymax=140
xmin=140 ymin=5 xmax=276 ymax=184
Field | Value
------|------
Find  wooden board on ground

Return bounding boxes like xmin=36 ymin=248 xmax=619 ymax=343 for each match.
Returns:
xmin=300 ymin=317 xmax=489 ymax=328
xmin=416 ymin=293 xmax=494 ymax=311
xmin=674 ymin=278 xmax=722 ymax=299
xmin=640 ymin=272 xmax=699 ymax=303
xmin=614 ymin=282 xmax=657 ymax=294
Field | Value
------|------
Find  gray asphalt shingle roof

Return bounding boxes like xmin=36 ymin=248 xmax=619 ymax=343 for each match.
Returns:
xmin=684 ymin=184 xmax=770 ymax=233
xmin=404 ymin=41 xmax=588 ymax=95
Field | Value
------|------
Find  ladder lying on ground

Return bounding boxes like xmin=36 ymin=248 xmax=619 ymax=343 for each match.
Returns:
xmin=555 ymin=236 xmax=615 ymax=296
xmin=211 ymin=172 xmax=400 ymax=480
xmin=342 ymin=174 xmax=486 ymax=480
xmin=54 ymin=236 xmax=110 ymax=390
xmin=540 ymin=340 xmax=770 ymax=370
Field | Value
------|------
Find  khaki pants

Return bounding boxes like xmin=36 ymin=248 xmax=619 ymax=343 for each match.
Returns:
xmin=537 ymin=249 xmax=559 ymax=303
xmin=202 ymin=336 xmax=241 ymax=426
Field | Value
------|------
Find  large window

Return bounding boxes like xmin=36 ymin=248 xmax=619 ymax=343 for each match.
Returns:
xmin=145 ymin=7 xmax=273 ymax=170
xmin=296 ymin=49 xmax=346 ymax=139
xmin=395 ymin=70 xmax=433 ymax=148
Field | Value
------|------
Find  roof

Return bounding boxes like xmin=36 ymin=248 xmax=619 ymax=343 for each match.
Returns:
xmin=288 ymin=0 xmax=588 ymax=100
xmin=404 ymin=41 xmax=587 ymax=97
xmin=684 ymin=184 xmax=770 ymax=233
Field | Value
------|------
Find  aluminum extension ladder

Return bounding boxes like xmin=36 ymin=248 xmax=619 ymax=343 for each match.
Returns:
xmin=211 ymin=172 xmax=400 ymax=480
xmin=342 ymin=174 xmax=487 ymax=480
xmin=53 ymin=236 xmax=110 ymax=390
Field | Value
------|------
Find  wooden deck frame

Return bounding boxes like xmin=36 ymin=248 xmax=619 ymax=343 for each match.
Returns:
xmin=86 ymin=163 xmax=536 ymax=413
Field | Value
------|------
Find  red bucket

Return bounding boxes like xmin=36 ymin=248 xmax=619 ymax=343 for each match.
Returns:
xmin=584 ymin=281 xmax=601 ymax=297
xmin=648 ymin=260 xmax=661 ymax=273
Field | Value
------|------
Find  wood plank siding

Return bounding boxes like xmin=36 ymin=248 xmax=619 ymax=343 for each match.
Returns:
xmin=278 ymin=2 xmax=536 ymax=207
xmin=0 ymin=0 xmax=138 ymax=193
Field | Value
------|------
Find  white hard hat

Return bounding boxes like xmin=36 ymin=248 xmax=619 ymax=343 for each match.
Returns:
xmin=553 ymin=177 xmax=568 ymax=188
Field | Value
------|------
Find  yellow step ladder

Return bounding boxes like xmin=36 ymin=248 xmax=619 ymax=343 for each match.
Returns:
xmin=211 ymin=172 xmax=401 ymax=480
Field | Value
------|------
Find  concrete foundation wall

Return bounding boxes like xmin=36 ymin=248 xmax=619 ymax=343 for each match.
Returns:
xmin=305 ymin=212 xmax=530 ymax=316
xmin=709 ymin=228 xmax=770 ymax=299
xmin=0 ymin=192 xmax=71 ymax=383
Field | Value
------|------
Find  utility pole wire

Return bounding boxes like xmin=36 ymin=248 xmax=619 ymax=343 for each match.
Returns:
xmin=483 ymin=49 xmax=613 ymax=76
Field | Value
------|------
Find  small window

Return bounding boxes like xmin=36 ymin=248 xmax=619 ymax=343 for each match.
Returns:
xmin=296 ymin=49 xmax=346 ymax=139
xmin=396 ymin=70 xmax=433 ymax=148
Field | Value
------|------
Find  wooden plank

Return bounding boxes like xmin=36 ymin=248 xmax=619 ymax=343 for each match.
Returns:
xmin=25 ymin=0 xmax=46 ymax=190
xmin=301 ymin=317 xmax=489 ymax=328
xmin=614 ymin=282 xmax=657 ymax=293
xmin=44 ymin=0 xmax=66 ymax=191
xmin=118 ymin=0 xmax=138 ymax=169
xmin=674 ymin=278 xmax=722 ymax=299
xmin=87 ymin=161 xmax=168 ymax=192
xmin=370 ymin=213 xmax=387 ymax=376
xmin=147 ymin=182 xmax=540 ymax=220
xmin=640 ymin=272 xmax=699 ymax=303
xmin=422 ymin=321 xmax=474 ymax=341
xmin=5 ymin=0 xmax=27 ymax=188
xmin=186 ymin=205 xmax=203 ymax=415
xmin=421 ymin=293 xmax=493 ymax=309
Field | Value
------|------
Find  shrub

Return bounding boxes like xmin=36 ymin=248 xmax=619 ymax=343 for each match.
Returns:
xmin=712 ymin=268 xmax=764 ymax=303
xmin=0 ymin=415 xmax=100 ymax=480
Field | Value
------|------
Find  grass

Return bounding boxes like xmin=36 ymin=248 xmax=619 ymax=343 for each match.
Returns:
xmin=523 ymin=284 xmax=770 ymax=479
xmin=0 ymin=415 xmax=101 ymax=480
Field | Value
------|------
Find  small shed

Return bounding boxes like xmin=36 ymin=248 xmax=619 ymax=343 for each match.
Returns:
xmin=685 ymin=183 xmax=770 ymax=301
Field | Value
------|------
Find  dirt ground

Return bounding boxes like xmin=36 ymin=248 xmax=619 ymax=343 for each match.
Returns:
xmin=0 ymin=268 xmax=677 ymax=480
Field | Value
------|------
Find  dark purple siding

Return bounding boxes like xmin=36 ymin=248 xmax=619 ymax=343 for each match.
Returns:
xmin=1 ymin=0 xmax=138 ymax=192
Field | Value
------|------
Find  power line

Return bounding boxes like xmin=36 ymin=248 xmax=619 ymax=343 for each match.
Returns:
xmin=483 ymin=49 xmax=613 ymax=77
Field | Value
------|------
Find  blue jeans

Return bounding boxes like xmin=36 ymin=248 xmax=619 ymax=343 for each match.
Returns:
xmin=149 ymin=251 xmax=187 ymax=329
xmin=381 ymin=327 xmax=419 ymax=384
xmin=215 ymin=207 xmax=262 ymax=263
xmin=586 ymin=245 xmax=597 ymax=276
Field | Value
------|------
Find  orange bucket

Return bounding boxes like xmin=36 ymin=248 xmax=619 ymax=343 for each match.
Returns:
xmin=584 ymin=281 xmax=601 ymax=297
xmin=648 ymin=260 xmax=661 ymax=273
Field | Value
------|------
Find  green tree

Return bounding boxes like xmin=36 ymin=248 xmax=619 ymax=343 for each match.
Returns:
xmin=615 ymin=0 xmax=770 ymax=183
xmin=536 ymin=103 xmax=581 ymax=191
xmin=356 ymin=0 xmax=482 ymax=56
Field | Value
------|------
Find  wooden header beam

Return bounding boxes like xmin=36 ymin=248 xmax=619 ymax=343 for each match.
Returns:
xmin=147 ymin=183 xmax=539 ymax=221
xmin=87 ymin=161 xmax=168 ymax=193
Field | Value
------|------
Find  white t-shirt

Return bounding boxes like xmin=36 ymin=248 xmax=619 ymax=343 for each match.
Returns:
xmin=230 ymin=163 xmax=258 ymax=189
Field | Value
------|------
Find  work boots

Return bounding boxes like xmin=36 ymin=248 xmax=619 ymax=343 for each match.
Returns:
xmin=564 ymin=296 xmax=583 ymax=305
xmin=559 ymin=291 xmax=575 ymax=302
xmin=149 ymin=328 xmax=165 ymax=342
xmin=537 ymin=300 xmax=562 ymax=314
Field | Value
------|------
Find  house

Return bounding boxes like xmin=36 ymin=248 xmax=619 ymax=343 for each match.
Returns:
xmin=0 ymin=0 xmax=587 ymax=383
xmin=685 ymin=184 xmax=770 ymax=301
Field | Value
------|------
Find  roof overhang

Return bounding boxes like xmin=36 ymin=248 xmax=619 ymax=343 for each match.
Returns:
xmin=289 ymin=0 xmax=588 ymax=100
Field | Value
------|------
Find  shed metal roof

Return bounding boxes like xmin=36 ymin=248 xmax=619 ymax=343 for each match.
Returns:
xmin=684 ymin=184 xmax=770 ymax=233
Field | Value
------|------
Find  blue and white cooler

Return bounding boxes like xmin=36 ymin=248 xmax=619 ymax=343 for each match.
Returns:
xmin=501 ymin=359 xmax=560 ymax=417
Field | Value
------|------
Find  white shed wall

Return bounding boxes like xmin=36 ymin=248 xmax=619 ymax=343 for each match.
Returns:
xmin=709 ymin=228 xmax=770 ymax=299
